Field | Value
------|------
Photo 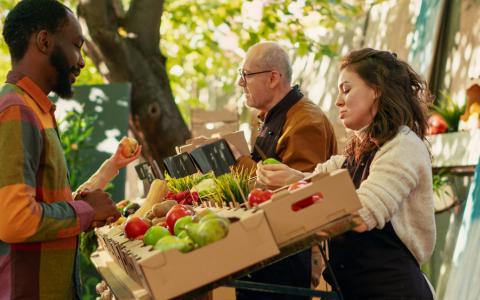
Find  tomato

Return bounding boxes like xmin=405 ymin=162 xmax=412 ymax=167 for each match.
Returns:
xmin=248 ymin=188 xmax=273 ymax=206
xmin=165 ymin=205 xmax=192 ymax=234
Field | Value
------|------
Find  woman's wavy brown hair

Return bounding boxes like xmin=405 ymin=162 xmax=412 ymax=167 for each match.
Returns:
xmin=340 ymin=48 xmax=432 ymax=161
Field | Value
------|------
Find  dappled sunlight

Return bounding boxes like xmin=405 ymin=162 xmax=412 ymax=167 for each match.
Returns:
xmin=293 ymin=0 xmax=455 ymax=151
xmin=55 ymin=99 xmax=83 ymax=131
xmin=96 ymin=128 xmax=121 ymax=155
xmin=428 ymin=129 xmax=480 ymax=168
xmin=443 ymin=1 xmax=480 ymax=107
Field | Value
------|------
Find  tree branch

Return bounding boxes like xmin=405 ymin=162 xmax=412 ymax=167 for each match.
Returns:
xmin=124 ymin=0 xmax=164 ymax=55
xmin=78 ymin=0 xmax=130 ymax=81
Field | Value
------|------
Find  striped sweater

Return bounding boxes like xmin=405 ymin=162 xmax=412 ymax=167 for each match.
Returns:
xmin=0 ymin=72 xmax=95 ymax=300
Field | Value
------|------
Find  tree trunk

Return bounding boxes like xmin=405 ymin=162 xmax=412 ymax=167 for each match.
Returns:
xmin=77 ymin=0 xmax=190 ymax=167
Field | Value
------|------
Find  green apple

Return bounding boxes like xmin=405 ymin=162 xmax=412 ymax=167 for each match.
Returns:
xmin=174 ymin=215 xmax=194 ymax=236
xmin=143 ymin=226 xmax=170 ymax=246
xmin=263 ymin=158 xmax=281 ymax=165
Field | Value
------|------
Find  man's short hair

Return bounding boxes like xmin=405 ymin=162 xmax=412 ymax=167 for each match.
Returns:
xmin=2 ymin=0 xmax=71 ymax=62
xmin=257 ymin=42 xmax=293 ymax=84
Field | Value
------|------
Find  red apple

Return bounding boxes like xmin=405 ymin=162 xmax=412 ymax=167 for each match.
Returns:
xmin=248 ymin=188 xmax=273 ymax=206
xmin=124 ymin=216 xmax=150 ymax=239
xmin=166 ymin=205 xmax=192 ymax=234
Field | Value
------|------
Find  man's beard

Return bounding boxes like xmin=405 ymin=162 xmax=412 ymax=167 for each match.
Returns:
xmin=49 ymin=46 xmax=76 ymax=99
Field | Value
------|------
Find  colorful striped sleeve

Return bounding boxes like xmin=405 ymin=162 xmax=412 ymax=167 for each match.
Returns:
xmin=0 ymin=99 xmax=93 ymax=243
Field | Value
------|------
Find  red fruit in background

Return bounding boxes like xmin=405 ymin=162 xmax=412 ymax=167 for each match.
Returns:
xmin=427 ymin=113 xmax=448 ymax=135
xmin=166 ymin=205 xmax=192 ymax=234
xmin=124 ymin=217 xmax=150 ymax=239
xmin=288 ymin=180 xmax=323 ymax=211
xmin=248 ymin=188 xmax=273 ymax=206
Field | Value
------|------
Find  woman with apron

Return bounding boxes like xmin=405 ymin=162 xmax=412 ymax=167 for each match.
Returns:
xmin=256 ymin=48 xmax=436 ymax=299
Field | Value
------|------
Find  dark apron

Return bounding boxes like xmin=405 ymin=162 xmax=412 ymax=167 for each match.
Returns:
xmin=323 ymin=151 xmax=433 ymax=300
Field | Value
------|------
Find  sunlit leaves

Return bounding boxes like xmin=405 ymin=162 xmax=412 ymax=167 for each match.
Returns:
xmin=161 ymin=0 xmax=363 ymax=116
xmin=0 ymin=0 xmax=364 ymax=119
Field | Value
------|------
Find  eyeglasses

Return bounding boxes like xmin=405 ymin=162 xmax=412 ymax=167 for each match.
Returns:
xmin=238 ymin=68 xmax=273 ymax=82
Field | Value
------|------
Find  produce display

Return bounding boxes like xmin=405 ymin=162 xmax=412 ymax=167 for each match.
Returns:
xmin=110 ymin=178 xmax=232 ymax=255
xmin=165 ymin=168 xmax=253 ymax=206
xmin=94 ymin=160 xmax=359 ymax=299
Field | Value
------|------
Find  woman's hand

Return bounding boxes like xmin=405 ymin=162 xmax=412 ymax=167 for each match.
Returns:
xmin=110 ymin=142 xmax=142 ymax=170
xmin=256 ymin=161 xmax=305 ymax=188
xmin=352 ymin=213 xmax=368 ymax=232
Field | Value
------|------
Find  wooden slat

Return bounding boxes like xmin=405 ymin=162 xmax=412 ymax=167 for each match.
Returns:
xmin=90 ymin=250 xmax=151 ymax=300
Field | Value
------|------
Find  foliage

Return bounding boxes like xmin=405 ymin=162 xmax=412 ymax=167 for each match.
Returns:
xmin=0 ymin=0 xmax=103 ymax=85
xmin=432 ymin=169 xmax=451 ymax=198
xmin=160 ymin=0 xmax=364 ymax=122
xmin=432 ymin=91 xmax=466 ymax=132
xmin=1 ymin=0 xmax=364 ymax=124
xmin=59 ymin=108 xmax=98 ymax=189
xmin=58 ymin=108 xmax=101 ymax=300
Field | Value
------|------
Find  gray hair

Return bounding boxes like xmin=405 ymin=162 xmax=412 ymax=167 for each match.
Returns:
xmin=255 ymin=42 xmax=292 ymax=84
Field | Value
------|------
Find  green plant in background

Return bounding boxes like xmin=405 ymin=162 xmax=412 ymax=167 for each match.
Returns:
xmin=58 ymin=108 xmax=102 ymax=300
xmin=432 ymin=91 xmax=466 ymax=132
xmin=432 ymin=169 xmax=462 ymax=215
xmin=432 ymin=170 xmax=451 ymax=199
xmin=60 ymin=109 xmax=97 ymax=189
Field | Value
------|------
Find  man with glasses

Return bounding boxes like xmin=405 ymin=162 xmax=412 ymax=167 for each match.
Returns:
xmin=234 ymin=42 xmax=337 ymax=299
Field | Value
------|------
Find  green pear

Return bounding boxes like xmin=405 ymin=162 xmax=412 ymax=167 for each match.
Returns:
xmin=192 ymin=209 xmax=215 ymax=223
xmin=176 ymin=230 xmax=188 ymax=239
xmin=174 ymin=215 xmax=194 ymax=236
xmin=154 ymin=235 xmax=191 ymax=253
xmin=143 ymin=226 xmax=170 ymax=246
xmin=186 ymin=218 xmax=229 ymax=247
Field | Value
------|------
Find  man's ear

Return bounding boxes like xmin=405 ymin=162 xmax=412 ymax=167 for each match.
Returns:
xmin=35 ymin=30 xmax=53 ymax=54
xmin=268 ymin=70 xmax=281 ymax=89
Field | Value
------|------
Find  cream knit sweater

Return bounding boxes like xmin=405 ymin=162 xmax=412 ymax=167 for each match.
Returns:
xmin=313 ymin=126 xmax=436 ymax=265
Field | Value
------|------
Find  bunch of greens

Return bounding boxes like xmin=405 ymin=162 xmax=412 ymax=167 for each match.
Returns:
xmin=165 ymin=172 xmax=214 ymax=193
xmin=210 ymin=167 xmax=254 ymax=206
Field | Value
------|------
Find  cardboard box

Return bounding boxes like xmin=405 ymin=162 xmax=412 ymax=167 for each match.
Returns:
xmin=135 ymin=209 xmax=279 ymax=300
xmin=260 ymin=169 xmax=362 ymax=246
xmin=177 ymin=130 xmax=250 ymax=157
xmin=190 ymin=108 xmax=239 ymax=138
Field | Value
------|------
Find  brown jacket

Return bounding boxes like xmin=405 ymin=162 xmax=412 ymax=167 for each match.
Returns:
xmin=237 ymin=97 xmax=337 ymax=172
